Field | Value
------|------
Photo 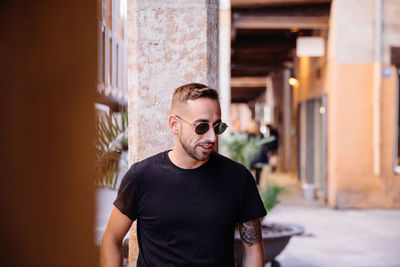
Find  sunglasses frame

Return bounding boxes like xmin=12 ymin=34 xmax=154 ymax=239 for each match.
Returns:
xmin=175 ymin=115 xmax=228 ymax=135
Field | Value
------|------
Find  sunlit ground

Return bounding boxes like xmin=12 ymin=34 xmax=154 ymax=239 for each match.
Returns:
xmin=261 ymin=170 xmax=400 ymax=267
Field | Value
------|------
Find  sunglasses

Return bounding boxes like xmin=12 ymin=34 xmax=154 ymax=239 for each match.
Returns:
xmin=175 ymin=115 xmax=228 ymax=135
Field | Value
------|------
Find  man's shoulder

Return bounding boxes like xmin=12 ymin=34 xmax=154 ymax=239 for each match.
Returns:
xmin=119 ymin=151 xmax=166 ymax=188
xmin=126 ymin=150 xmax=167 ymax=178
xmin=117 ymin=151 xmax=167 ymax=195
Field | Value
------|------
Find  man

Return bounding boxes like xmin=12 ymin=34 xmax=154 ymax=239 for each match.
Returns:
xmin=265 ymin=124 xmax=279 ymax=172
xmin=100 ymin=83 xmax=267 ymax=267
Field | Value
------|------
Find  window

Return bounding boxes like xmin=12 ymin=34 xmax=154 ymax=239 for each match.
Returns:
xmin=97 ymin=0 xmax=127 ymax=103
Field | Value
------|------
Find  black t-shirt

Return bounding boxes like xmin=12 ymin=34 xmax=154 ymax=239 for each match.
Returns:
xmin=114 ymin=151 xmax=266 ymax=267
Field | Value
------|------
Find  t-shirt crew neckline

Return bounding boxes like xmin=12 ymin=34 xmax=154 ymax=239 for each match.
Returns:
xmin=163 ymin=149 xmax=213 ymax=173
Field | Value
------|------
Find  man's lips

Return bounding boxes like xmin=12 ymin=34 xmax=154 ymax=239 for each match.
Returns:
xmin=198 ymin=143 xmax=214 ymax=150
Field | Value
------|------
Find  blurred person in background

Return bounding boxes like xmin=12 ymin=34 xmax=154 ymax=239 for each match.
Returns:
xmin=248 ymin=120 xmax=267 ymax=185
xmin=246 ymin=119 xmax=260 ymax=138
xmin=250 ymin=123 xmax=280 ymax=184
xmin=265 ymin=124 xmax=279 ymax=172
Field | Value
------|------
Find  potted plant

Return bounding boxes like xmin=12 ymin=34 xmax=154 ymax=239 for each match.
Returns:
xmin=95 ymin=107 xmax=129 ymax=190
xmin=222 ymin=133 xmax=304 ymax=267
xmin=95 ymin=107 xmax=130 ymax=265
xmin=222 ymin=132 xmax=273 ymax=170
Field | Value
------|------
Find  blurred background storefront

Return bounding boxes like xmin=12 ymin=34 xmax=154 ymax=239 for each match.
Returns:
xmin=218 ymin=0 xmax=400 ymax=208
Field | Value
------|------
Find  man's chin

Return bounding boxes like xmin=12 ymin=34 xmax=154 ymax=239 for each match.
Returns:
xmin=195 ymin=150 xmax=212 ymax=162
xmin=198 ymin=155 xmax=210 ymax=161
xmin=189 ymin=150 xmax=206 ymax=162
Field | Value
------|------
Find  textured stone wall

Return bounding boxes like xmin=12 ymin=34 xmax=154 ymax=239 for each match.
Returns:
xmin=126 ymin=0 xmax=219 ymax=265
xmin=128 ymin=0 xmax=219 ymax=162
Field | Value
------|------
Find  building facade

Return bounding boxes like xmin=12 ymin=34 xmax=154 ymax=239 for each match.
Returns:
xmin=294 ymin=0 xmax=400 ymax=208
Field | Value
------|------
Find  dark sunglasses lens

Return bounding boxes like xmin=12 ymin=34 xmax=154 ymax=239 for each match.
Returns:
xmin=214 ymin=123 xmax=228 ymax=134
xmin=195 ymin=123 xmax=210 ymax=135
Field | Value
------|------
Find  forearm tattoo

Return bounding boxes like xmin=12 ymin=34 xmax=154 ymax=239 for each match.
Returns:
xmin=239 ymin=219 xmax=262 ymax=247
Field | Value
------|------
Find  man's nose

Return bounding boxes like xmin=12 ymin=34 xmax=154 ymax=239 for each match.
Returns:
xmin=204 ymin=126 xmax=217 ymax=142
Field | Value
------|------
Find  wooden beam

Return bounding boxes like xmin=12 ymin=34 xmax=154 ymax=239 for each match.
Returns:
xmin=231 ymin=64 xmax=280 ymax=77
xmin=231 ymin=77 xmax=267 ymax=87
xmin=232 ymin=0 xmax=331 ymax=8
xmin=233 ymin=53 xmax=293 ymax=61
xmin=231 ymin=86 xmax=266 ymax=102
xmin=233 ymin=45 xmax=295 ymax=54
xmin=233 ymin=16 xmax=329 ymax=30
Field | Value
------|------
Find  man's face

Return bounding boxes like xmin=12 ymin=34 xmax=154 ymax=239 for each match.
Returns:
xmin=176 ymin=98 xmax=221 ymax=162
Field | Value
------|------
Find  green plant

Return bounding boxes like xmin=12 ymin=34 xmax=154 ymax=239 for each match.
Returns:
xmin=95 ymin=107 xmax=128 ymax=190
xmin=222 ymin=133 xmax=275 ymax=170
xmin=222 ymin=132 xmax=284 ymax=211
xmin=260 ymin=182 xmax=286 ymax=212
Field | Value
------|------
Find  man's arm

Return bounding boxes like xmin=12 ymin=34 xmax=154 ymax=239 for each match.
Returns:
xmin=239 ymin=218 xmax=264 ymax=267
xmin=100 ymin=207 xmax=133 ymax=267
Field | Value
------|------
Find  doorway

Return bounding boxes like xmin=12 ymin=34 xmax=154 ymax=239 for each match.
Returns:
xmin=297 ymin=95 xmax=327 ymax=200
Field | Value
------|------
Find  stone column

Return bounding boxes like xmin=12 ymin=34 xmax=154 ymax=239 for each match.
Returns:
xmin=282 ymin=68 xmax=292 ymax=172
xmin=218 ymin=0 xmax=231 ymax=151
xmin=126 ymin=0 xmax=219 ymax=265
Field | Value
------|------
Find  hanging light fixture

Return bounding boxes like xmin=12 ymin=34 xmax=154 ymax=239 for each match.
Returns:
xmin=288 ymin=77 xmax=299 ymax=87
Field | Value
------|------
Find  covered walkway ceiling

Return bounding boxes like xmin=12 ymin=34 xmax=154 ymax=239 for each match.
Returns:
xmin=230 ymin=0 xmax=331 ymax=102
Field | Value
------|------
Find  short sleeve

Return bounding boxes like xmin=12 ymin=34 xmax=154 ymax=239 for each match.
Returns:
xmin=237 ymin=172 xmax=267 ymax=223
xmin=113 ymin=164 xmax=138 ymax=221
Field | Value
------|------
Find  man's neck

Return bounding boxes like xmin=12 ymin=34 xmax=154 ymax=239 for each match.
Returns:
xmin=168 ymin=149 xmax=209 ymax=169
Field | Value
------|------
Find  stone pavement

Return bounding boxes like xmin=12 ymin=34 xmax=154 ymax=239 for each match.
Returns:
xmin=261 ymin=171 xmax=400 ymax=267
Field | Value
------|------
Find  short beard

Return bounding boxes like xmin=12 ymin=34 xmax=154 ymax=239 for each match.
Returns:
xmin=178 ymin=135 xmax=211 ymax=162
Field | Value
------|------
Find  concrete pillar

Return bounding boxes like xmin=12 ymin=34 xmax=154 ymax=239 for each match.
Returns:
xmin=282 ymin=68 xmax=292 ymax=172
xmin=265 ymin=76 xmax=275 ymax=124
xmin=126 ymin=0 xmax=219 ymax=264
xmin=218 ymin=0 xmax=231 ymax=154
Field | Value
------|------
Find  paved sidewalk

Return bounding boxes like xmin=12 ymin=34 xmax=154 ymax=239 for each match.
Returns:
xmin=261 ymin=172 xmax=400 ymax=267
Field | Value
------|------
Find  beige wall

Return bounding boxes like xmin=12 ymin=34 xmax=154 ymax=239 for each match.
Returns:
xmin=326 ymin=63 xmax=400 ymax=208
xmin=294 ymin=0 xmax=400 ymax=208
xmin=294 ymin=54 xmax=328 ymax=103
xmin=324 ymin=0 xmax=400 ymax=208
xmin=327 ymin=63 xmax=381 ymax=207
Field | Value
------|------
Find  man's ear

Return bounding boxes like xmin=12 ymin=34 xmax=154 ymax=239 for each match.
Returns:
xmin=168 ymin=115 xmax=180 ymax=135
